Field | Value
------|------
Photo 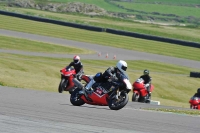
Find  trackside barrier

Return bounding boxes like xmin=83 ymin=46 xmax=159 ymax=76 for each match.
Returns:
xmin=190 ymin=71 xmax=200 ymax=78
xmin=150 ymin=100 xmax=160 ymax=105
xmin=106 ymin=28 xmax=200 ymax=48
xmin=1 ymin=10 xmax=200 ymax=48
xmin=0 ymin=10 xmax=104 ymax=32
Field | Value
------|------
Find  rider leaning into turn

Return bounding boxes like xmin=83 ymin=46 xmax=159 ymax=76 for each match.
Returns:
xmin=84 ymin=60 xmax=128 ymax=94
xmin=66 ymin=55 xmax=83 ymax=81
xmin=140 ymin=69 xmax=152 ymax=99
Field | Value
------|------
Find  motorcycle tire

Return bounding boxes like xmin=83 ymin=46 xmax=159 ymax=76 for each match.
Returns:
xmin=132 ymin=93 xmax=139 ymax=102
xmin=70 ymin=89 xmax=85 ymax=106
xmin=58 ymin=79 xmax=68 ymax=93
xmin=108 ymin=91 xmax=128 ymax=110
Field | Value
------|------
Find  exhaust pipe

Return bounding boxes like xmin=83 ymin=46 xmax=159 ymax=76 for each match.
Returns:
xmin=73 ymin=78 xmax=84 ymax=89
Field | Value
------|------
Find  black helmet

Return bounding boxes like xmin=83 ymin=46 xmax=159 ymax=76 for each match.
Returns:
xmin=197 ymin=88 xmax=200 ymax=94
xmin=143 ymin=69 xmax=149 ymax=75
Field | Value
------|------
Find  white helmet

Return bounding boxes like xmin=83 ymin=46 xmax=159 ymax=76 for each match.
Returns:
xmin=116 ymin=60 xmax=127 ymax=74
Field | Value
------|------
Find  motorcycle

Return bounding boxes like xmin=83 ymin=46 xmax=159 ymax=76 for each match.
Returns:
xmin=189 ymin=96 xmax=200 ymax=110
xmin=70 ymin=73 xmax=132 ymax=110
xmin=132 ymin=78 xmax=154 ymax=103
xmin=58 ymin=66 xmax=89 ymax=94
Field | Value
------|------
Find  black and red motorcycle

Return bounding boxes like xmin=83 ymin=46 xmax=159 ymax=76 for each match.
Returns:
xmin=70 ymin=73 xmax=132 ymax=110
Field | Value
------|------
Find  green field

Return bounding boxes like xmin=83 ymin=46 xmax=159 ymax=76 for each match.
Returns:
xmin=114 ymin=2 xmax=200 ymax=17
xmin=0 ymin=14 xmax=200 ymax=61
xmin=124 ymin=0 xmax=200 ymax=4
xmin=1 ymin=6 xmax=200 ymax=44
xmin=45 ymin=0 xmax=200 ymax=25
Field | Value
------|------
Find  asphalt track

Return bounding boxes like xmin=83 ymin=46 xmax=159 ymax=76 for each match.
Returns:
xmin=0 ymin=29 xmax=200 ymax=133
xmin=0 ymin=29 xmax=200 ymax=69
xmin=0 ymin=86 xmax=199 ymax=133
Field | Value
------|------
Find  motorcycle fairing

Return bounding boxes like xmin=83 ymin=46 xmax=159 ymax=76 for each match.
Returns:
xmin=81 ymin=85 xmax=110 ymax=105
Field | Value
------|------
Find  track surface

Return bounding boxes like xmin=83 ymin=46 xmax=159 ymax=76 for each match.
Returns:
xmin=0 ymin=86 xmax=199 ymax=133
xmin=0 ymin=29 xmax=200 ymax=133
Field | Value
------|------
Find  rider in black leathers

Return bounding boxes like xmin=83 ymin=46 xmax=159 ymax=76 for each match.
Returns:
xmin=140 ymin=69 xmax=152 ymax=100
xmin=66 ymin=55 xmax=83 ymax=81
xmin=193 ymin=88 xmax=200 ymax=98
xmin=84 ymin=60 xmax=128 ymax=95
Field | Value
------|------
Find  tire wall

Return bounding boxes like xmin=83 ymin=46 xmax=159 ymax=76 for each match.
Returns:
xmin=1 ymin=10 xmax=200 ymax=48
xmin=190 ymin=72 xmax=200 ymax=78
xmin=0 ymin=10 xmax=104 ymax=32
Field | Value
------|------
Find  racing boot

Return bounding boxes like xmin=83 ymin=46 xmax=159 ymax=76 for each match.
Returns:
xmin=81 ymin=86 xmax=92 ymax=101
xmin=146 ymin=92 xmax=151 ymax=103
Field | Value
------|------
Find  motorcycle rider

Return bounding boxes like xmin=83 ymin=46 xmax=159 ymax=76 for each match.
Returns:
xmin=140 ymin=69 xmax=152 ymax=101
xmin=84 ymin=60 xmax=128 ymax=97
xmin=66 ymin=55 xmax=83 ymax=81
xmin=193 ymin=88 xmax=200 ymax=98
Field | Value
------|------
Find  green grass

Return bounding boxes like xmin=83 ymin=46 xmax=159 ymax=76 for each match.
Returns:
xmin=0 ymin=35 xmax=94 ymax=54
xmin=144 ymin=108 xmax=200 ymax=116
xmin=126 ymin=0 xmax=200 ymax=4
xmin=1 ymin=52 xmax=200 ymax=108
xmin=1 ymin=7 xmax=200 ymax=43
xmin=46 ymin=0 xmax=200 ymax=24
xmin=114 ymin=2 xmax=200 ymax=17
xmin=0 ymin=14 xmax=200 ymax=61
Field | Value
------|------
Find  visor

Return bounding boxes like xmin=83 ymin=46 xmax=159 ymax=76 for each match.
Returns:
xmin=122 ymin=66 xmax=127 ymax=71
xmin=74 ymin=60 xmax=79 ymax=63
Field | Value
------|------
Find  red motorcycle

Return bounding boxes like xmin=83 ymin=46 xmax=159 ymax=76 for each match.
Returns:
xmin=189 ymin=96 xmax=200 ymax=110
xmin=58 ymin=66 xmax=76 ymax=93
xmin=58 ymin=66 xmax=89 ymax=94
xmin=132 ymin=78 xmax=154 ymax=103
xmin=70 ymin=73 xmax=132 ymax=110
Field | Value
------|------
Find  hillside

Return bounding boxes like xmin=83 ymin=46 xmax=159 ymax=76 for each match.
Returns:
xmin=1 ymin=0 xmax=200 ymax=25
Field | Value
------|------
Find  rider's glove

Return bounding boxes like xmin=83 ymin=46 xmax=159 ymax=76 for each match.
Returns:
xmin=144 ymin=83 xmax=149 ymax=88
xmin=108 ymin=75 xmax=117 ymax=82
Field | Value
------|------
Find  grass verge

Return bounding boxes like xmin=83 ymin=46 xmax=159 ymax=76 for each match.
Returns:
xmin=0 ymin=35 xmax=94 ymax=54
xmin=144 ymin=108 xmax=200 ymax=116
xmin=0 ymin=15 xmax=200 ymax=61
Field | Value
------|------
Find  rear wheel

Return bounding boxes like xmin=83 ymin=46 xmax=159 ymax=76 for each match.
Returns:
xmin=108 ymin=91 xmax=128 ymax=110
xmin=70 ymin=89 xmax=85 ymax=106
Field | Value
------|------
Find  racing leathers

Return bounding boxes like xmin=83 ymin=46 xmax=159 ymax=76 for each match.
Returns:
xmin=140 ymin=74 xmax=152 ymax=93
xmin=85 ymin=66 xmax=119 ymax=91
xmin=66 ymin=61 xmax=83 ymax=81
xmin=193 ymin=93 xmax=200 ymax=98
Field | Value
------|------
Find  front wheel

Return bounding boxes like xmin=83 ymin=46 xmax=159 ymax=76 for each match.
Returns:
xmin=70 ymin=89 xmax=85 ymax=106
xmin=108 ymin=91 xmax=129 ymax=110
xmin=132 ymin=92 xmax=139 ymax=102
xmin=58 ymin=79 xmax=68 ymax=93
